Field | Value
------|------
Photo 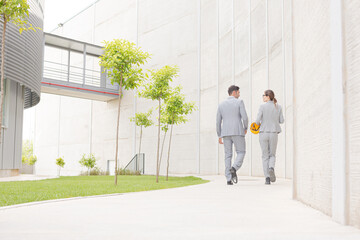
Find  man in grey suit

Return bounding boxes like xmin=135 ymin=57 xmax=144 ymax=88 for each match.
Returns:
xmin=216 ymin=85 xmax=248 ymax=185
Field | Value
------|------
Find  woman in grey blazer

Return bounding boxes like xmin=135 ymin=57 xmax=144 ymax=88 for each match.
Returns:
xmin=255 ymin=90 xmax=284 ymax=185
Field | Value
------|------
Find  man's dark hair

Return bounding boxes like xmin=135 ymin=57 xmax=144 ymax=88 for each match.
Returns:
xmin=228 ymin=85 xmax=240 ymax=95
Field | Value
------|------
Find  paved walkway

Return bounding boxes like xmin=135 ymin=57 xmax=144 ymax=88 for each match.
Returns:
xmin=1 ymin=175 xmax=360 ymax=240
xmin=0 ymin=174 xmax=57 ymax=182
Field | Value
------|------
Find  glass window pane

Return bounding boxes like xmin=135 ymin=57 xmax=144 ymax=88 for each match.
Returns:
xmin=44 ymin=46 xmax=69 ymax=82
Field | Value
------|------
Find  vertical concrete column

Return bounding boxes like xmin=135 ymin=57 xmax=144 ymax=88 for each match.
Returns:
xmin=291 ymin=0 xmax=297 ymax=198
xmin=265 ymin=0 xmax=269 ymax=88
xmin=281 ymin=0 xmax=287 ymax=178
xmin=132 ymin=0 xmax=140 ymax=157
xmin=248 ymin=0 xmax=253 ymax=176
xmin=89 ymin=3 xmax=96 ymax=155
xmin=197 ymin=0 xmax=201 ymax=174
xmin=330 ymin=0 xmax=348 ymax=225
xmin=216 ymin=0 xmax=220 ymax=175
xmin=89 ymin=101 xmax=93 ymax=154
xmin=57 ymin=96 xmax=62 ymax=158
xmin=232 ymin=0 xmax=235 ymax=85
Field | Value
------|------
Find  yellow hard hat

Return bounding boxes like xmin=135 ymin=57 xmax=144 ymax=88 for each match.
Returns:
xmin=250 ymin=122 xmax=260 ymax=134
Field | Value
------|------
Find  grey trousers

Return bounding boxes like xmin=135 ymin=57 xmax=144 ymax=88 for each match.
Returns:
xmin=223 ymin=136 xmax=246 ymax=181
xmin=259 ymin=132 xmax=278 ymax=178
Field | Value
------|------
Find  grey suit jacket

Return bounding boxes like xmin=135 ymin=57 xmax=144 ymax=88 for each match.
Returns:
xmin=255 ymin=101 xmax=284 ymax=133
xmin=216 ymin=96 xmax=248 ymax=138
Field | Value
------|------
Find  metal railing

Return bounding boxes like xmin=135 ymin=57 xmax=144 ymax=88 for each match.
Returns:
xmin=124 ymin=153 xmax=145 ymax=174
xmin=43 ymin=60 xmax=101 ymax=87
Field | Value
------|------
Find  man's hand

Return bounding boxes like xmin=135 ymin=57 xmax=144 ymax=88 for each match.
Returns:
xmin=245 ymin=130 xmax=247 ymax=135
xmin=218 ymin=138 xmax=223 ymax=144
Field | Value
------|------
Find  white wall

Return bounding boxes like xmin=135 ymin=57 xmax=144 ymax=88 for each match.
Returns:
xmin=292 ymin=0 xmax=332 ymax=216
xmin=34 ymin=0 xmax=293 ymax=178
xmin=344 ymin=0 xmax=360 ymax=228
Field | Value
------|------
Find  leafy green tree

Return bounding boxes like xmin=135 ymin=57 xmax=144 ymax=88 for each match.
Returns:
xmin=130 ymin=109 xmax=153 ymax=158
xmin=0 ymin=0 xmax=40 ymax=142
xmin=79 ymin=154 xmax=97 ymax=176
xmin=99 ymin=39 xmax=150 ymax=185
xmin=162 ymin=86 xmax=196 ymax=180
xmin=22 ymin=140 xmax=37 ymax=166
xmin=56 ymin=157 xmax=65 ymax=176
xmin=139 ymin=65 xmax=179 ymax=183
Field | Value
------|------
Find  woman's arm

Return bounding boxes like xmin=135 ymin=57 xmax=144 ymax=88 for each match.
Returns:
xmin=279 ymin=105 xmax=284 ymax=124
xmin=255 ymin=105 xmax=263 ymax=126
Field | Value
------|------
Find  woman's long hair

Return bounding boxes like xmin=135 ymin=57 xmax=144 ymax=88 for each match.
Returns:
xmin=264 ymin=89 xmax=277 ymax=107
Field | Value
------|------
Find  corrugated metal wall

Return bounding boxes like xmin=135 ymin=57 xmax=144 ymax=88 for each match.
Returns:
xmin=0 ymin=81 xmax=24 ymax=170
xmin=0 ymin=0 xmax=44 ymax=108
xmin=0 ymin=0 xmax=44 ymax=171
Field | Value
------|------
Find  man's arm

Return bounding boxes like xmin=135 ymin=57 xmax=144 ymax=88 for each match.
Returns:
xmin=239 ymin=100 xmax=248 ymax=132
xmin=216 ymin=106 xmax=222 ymax=138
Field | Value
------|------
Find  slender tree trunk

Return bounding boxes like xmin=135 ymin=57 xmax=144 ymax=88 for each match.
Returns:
xmin=114 ymin=78 xmax=123 ymax=185
xmin=0 ymin=16 xmax=7 ymax=144
xmin=159 ymin=128 xmax=167 ymax=169
xmin=166 ymin=123 xmax=174 ymax=181
xmin=156 ymin=99 xmax=161 ymax=183
xmin=138 ymin=126 xmax=142 ymax=157
xmin=138 ymin=126 xmax=142 ymax=172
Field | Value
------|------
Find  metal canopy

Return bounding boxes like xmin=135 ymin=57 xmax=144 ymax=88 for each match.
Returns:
xmin=44 ymin=33 xmax=104 ymax=56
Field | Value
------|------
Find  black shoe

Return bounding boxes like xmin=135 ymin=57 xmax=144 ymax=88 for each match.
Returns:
xmin=230 ymin=167 xmax=238 ymax=184
xmin=269 ymin=167 xmax=276 ymax=182
xmin=227 ymin=181 xmax=233 ymax=185
xmin=265 ymin=177 xmax=271 ymax=185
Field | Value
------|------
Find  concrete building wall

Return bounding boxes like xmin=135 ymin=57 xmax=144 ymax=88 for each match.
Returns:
xmin=344 ymin=0 xmax=360 ymax=228
xmin=292 ymin=0 xmax=332 ymax=216
xmin=35 ymin=0 xmax=292 ymax=178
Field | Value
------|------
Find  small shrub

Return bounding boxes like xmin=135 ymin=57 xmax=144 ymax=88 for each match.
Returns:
xmin=80 ymin=167 xmax=109 ymax=176
xmin=22 ymin=140 xmax=37 ymax=166
xmin=56 ymin=157 xmax=65 ymax=176
xmin=56 ymin=157 xmax=65 ymax=168
xmin=79 ymin=153 xmax=97 ymax=176
xmin=116 ymin=168 xmax=141 ymax=176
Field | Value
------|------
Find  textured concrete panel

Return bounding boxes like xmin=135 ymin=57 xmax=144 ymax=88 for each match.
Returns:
xmin=284 ymin=0 xmax=293 ymax=179
xmin=251 ymin=60 xmax=268 ymax=177
xmin=251 ymin=0 xmax=266 ymax=64
xmin=344 ymin=0 xmax=360 ymax=228
xmin=292 ymin=0 xmax=332 ymax=216
xmin=94 ymin=0 xmax=137 ymax=44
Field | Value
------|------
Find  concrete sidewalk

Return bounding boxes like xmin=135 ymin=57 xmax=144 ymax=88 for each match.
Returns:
xmin=0 ymin=174 xmax=57 ymax=182
xmin=0 ymin=175 xmax=360 ymax=240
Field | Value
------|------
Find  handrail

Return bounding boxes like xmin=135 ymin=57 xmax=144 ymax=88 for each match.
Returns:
xmin=44 ymin=60 xmax=102 ymax=73
xmin=124 ymin=153 xmax=145 ymax=174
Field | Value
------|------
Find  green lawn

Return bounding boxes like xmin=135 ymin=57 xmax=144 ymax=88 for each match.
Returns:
xmin=0 ymin=175 xmax=208 ymax=207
